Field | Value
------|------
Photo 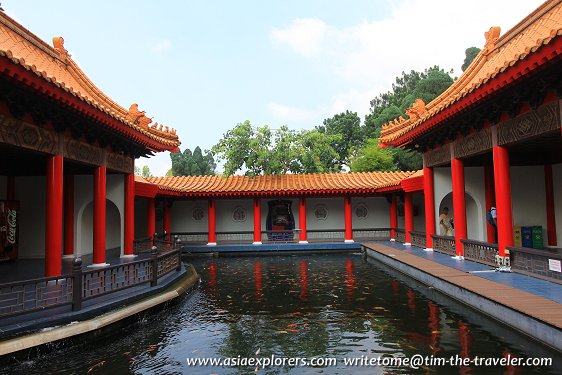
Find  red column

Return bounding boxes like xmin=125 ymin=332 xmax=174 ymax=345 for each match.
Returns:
xmin=484 ymin=165 xmax=496 ymax=243
xmin=344 ymin=196 xmax=353 ymax=242
xmin=208 ymin=198 xmax=217 ymax=245
xmin=146 ymin=198 xmax=156 ymax=240
xmin=163 ymin=200 xmax=171 ymax=241
xmin=390 ymin=195 xmax=398 ymax=240
xmin=124 ymin=173 xmax=135 ymax=256
xmin=545 ymin=165 xmax=557 ymax=246
xmin=6 ymin=176 xmax=15 ymax=200
xmin=253 ymin=197 xmax=262 ymax=244
xmin=404 ymin=192 xmax=414 ymax=245
xmin=63 ymin=174 xmax=74 ymax=257
xmin=299 ymin=197 xmax=308 ymax=243
xmin=45 ymin=155 xmax=63 ymax=276
xmin=452 ymin=158 xmax=467 ymax=257
xmin=93 ymin=166 xmax=107 ymax=266
xmin=423 ymin=167 xmax=436 ymax=250
xmin=493 ymin=146 xmax=514 ymax=257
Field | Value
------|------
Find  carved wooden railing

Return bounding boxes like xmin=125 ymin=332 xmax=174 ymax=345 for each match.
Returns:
xmin=508 ymin=246 xmax=562 ymax=283
xmin=133 ymin=236 xmax=152 ymax=253
xmin=394 ymin=229 xmax=406 ymax=243
xmin=410 ymin=231 xmax=427 ymax=249
xmin=353 ymin=228 xmax=391 ymax=241
xmin=431 ymin=234 xmax=456 ymax=255
xmin=0 ymin=275 xmax=73 ymax=318
xmin=462 ymin=239 xmax=497 ymax=266
xmin=0 ymin=248 xmax=182 ymax=318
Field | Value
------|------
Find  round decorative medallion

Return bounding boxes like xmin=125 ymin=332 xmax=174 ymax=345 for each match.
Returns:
xmin=355 ymin=203 xmax=368 ymax=219
xmin=192 ymin=207 xmax=204 ymax=221
xmin=314 ymin=205 xmax=328 ymax=221
xmin=233 ymin=206 xmax=247 ymax=222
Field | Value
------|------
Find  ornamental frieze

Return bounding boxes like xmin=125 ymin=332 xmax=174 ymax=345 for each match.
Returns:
xmin=64 ymin=138 xmax=103 ymax=166
xmin=454 ymin=128 xmax=492 ymax=159
xmin=425 ymin=144 xmax=450 ymax=167
xmin=498 ymin=101 xmax=560 ymax=145
xmin=107 ymin=151 xmax=134 ymax=173
xmin=0 ymin=114 xmax=58 ymax=154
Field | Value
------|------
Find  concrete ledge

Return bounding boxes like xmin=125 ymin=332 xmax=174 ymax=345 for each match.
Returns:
xmin=0 ymin=265 xmax=199 ymax=356
xmin=364 ymin=247 xmax=562 ymax=351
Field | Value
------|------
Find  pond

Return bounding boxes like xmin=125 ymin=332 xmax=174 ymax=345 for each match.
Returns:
xmin=4 ymin=253 xmax=561 ymax=374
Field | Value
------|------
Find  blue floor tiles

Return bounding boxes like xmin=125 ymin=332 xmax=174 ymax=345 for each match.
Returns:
xmin=382 ymin=241 xmax=562 ymax=304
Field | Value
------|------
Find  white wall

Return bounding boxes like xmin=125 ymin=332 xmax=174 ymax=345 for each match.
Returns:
xmin=511 ymin=166 xmax=547 ymax=246
xmin=351 ymin=197 xmax=390 ymax=229
xmin=170 ymin=200 xmax=208 ymax=233
xmin=15 ymin=176 xmax=46 ymax=258
xmin=215 ymin=199 xmax=253 ymax=232
xmin=413 ymin=193 xmax=426 ymax=231
xmin=553 ymin=163 xmax=562 ymax=246
xmin=307 ymin=197 xmax=345 ymax=230
xmin=75 ymin=174 xmax=124 ymax=257
xmin=433 ymin=166 xmax=485 ymax=241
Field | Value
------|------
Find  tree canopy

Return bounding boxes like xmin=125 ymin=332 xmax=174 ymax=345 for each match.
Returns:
xmin=462 ymin=47 xmax=481 ymax=71
xmin=316 ymin=110 xmax=364 ymax=166
xmin=134 ymin=165 xmax=153 ymax=178
xmin=170 ymin=146 xmax=216 ymax=176
xmin=211 ymin=120 xmax=344 ymax=176
xmin=349 ymin=138 xmax=395 ymax=173
xmin=362 ymin=65 xmax=454 ymax=171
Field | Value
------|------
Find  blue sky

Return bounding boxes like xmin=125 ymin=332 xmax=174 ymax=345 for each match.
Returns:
xmin=4 ymin=0 xmax=544 ymax=175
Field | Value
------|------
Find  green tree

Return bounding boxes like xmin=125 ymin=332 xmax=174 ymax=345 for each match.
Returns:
xmin=462 ymin=47 xmax=481 ymax=71
xmin=365 ymin=66 xmax=454 ymax=170
xmin=141 ymin=165 xmax=152 ymax=178
xmin=349 ymin=138 xmax=396 ymax=172
xmin=316 ymin=110 xmax=364 ymax=166
xmin=293 ymin=129 xmax=341 ymax=173
xmin=170 ymin=146 xmax=216 ymax=176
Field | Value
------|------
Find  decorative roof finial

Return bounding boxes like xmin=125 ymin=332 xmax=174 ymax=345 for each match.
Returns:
xmin=484 ymin=26 xmax=501 ymax=53
xmin=52 ymin=36 xmax=70 ymax=62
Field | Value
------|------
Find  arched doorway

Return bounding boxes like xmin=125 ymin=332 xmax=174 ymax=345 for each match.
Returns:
xmin=79 ymin=199 xmax=121 ymax=257
xmin=438 ymin=192 xmax=482 ymax=241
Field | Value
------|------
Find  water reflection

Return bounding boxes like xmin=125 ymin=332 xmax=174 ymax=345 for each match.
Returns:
xmin=3 ymin=253 xmax=560 ymax=375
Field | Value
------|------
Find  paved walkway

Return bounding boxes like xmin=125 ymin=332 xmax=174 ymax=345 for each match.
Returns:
xmin=373 ymin=240 xmax=562 ymax=304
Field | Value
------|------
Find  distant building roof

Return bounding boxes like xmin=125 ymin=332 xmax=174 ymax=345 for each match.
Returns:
xmin=0 ymin=11 xmax=180 ymax=153
xmin=144 ymin=171 xmax=418 ymax=197
xmin=379 ymin=0 xmax=562 ymax=147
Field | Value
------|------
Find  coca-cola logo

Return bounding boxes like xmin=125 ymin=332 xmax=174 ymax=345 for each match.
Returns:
xmin=7 ymin=209 xmax=16 ymax=245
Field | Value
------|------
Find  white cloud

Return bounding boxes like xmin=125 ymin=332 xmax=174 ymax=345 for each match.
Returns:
xmin=270 ymin=0 xmax=545 ymax=123
xmin=137 ymin=153 xmax=172 ymax=177
xmin=151 ymin=39 xmax=172 ymax=53
xmin=271 ymin=18 xmax=328 ymax=58
xmin=267 ymin=102 xmax=321 ymax=123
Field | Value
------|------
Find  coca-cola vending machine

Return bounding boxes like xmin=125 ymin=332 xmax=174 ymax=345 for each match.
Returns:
xmin=0 ymin=200 xmax=19 ymax=261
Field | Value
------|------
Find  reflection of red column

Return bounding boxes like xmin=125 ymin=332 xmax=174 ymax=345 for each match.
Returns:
xmin=163 ymin=200 xmax=171 ymax=241
xmin=146 ymin=198 xmax=156 ymax=240
xmin=299 ymin=197 xmax=308 ymax=243
xmin=428 ymin=302 xmax=440 ymax=354
xmin=63 ymin=175 xmax=74 ymax=257
xmin=493 ymin=146 xmax=513 ymax=257
xmin=390 ymin=195 xmax=398 ymax=240
xmin=345 ymin=259 xmax=355 ymax=302
xmin=423 ymin=167 xmax=436 ymax=249
xmin=253 ymin=198 xmax=262 ymax=244
xmin=299 ymin=260 xmax=308 ymax=301
xmin=391 ymin=280 xmax=400 ymax=297
xmin=124 ymin=173 xmax=135 ymax=256
xmin=404 ymin=192 xmax=413 ymax=245
xmin=208 ymin=198 xmax=217 ymax=245
xmin=93 ymin=166 xmax=107 ymax=266
xmin=545 ymin=165 xmax=557 ymax=246
xmin=6 ymin=176 xmax=15 ymax=200
xmin=45 ymin=155 xmax=63 ymax=276
xmin=502 ymin=351 xmax=520 ymax=375
xmin=407 ymin=288 xmax=416 ymax=312
xmin=208 ymin=260 xmax=217 ymax=289
xmin=344 ymin=196 xmax=353 ymax=242
xmin=459 ymin=321 xmax=472 ymax=358
xmin=452 ymin=158 xmax=467 ymax=257
xmin=254 ymin=261 xmax=263 ymax=301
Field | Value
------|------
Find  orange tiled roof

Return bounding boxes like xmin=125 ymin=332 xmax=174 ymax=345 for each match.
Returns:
xmin=379 ymin=0 xmax=562 ymax=146
xmin=0 ymin=11 xmax=180 ymax=152
xmin=146 ymin=171 xmax=417 ymax=197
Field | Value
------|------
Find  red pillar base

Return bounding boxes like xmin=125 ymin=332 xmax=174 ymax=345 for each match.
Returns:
xmin=208 ymin=198 xmax=217 ymax=246
xmin=299 ymin=197 xmax=308 ymax=244
xmin=344 ymin=196 xmax=354 ymax=243
xmin=253 ymin=198 xmax=262 ymax=245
